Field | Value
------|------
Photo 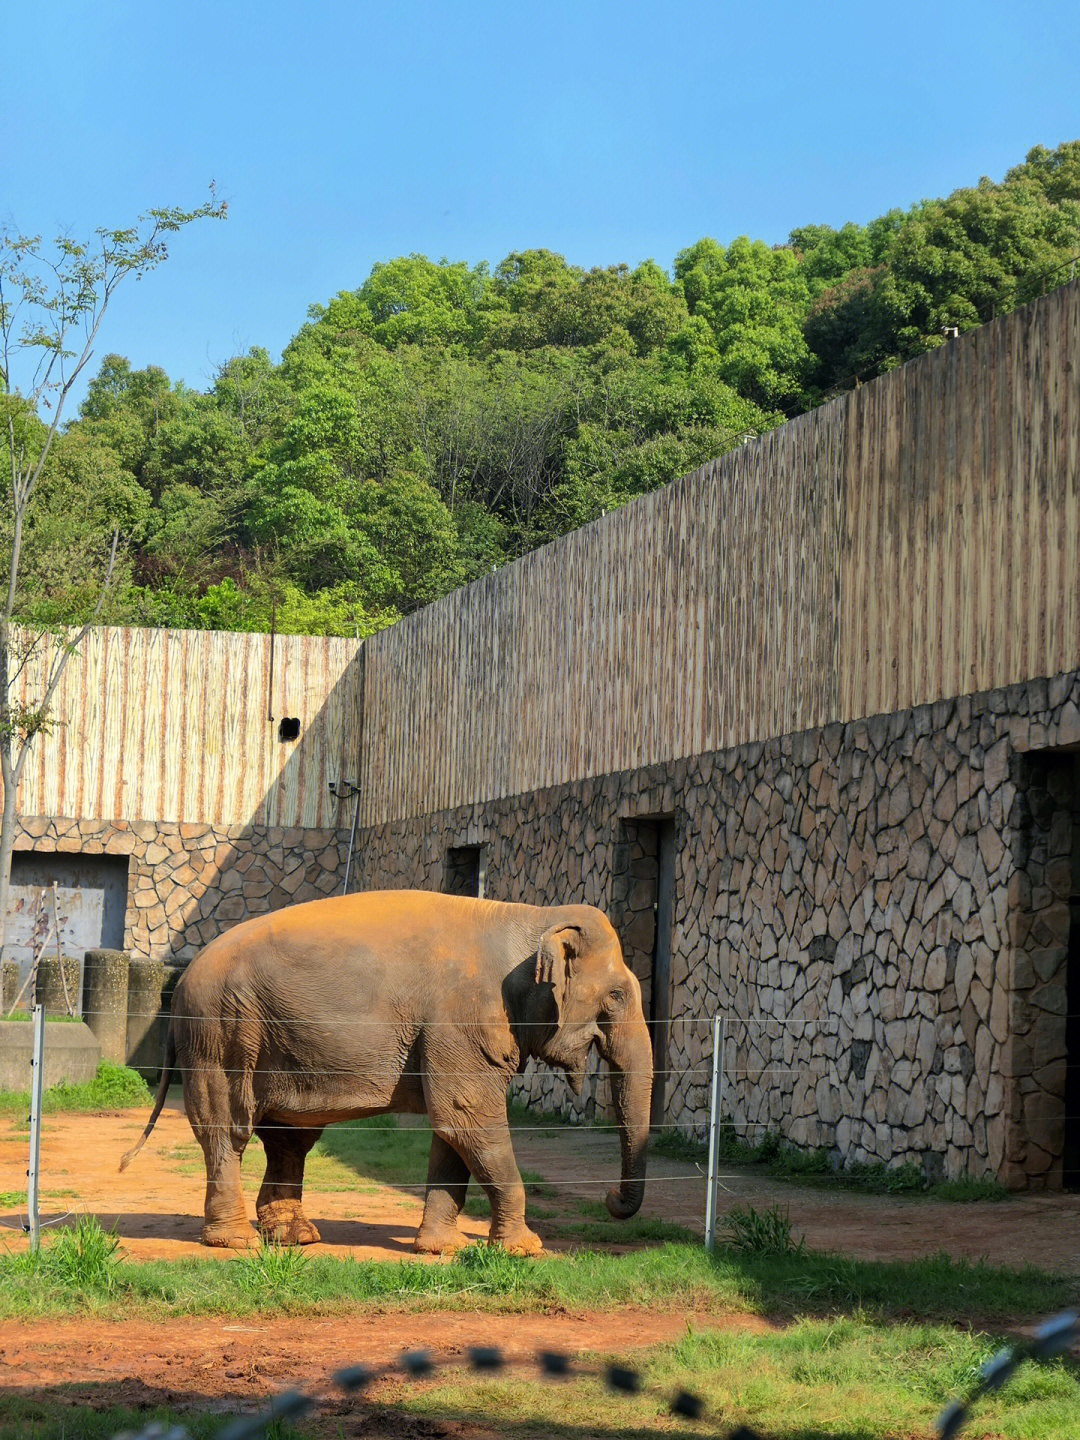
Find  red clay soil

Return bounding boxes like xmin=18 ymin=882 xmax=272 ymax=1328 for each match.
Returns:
xmin=0 ymin=1307 xmax=766 ymax=1399
xmin=1 ymin=1100 xmax=1079 ymax=1271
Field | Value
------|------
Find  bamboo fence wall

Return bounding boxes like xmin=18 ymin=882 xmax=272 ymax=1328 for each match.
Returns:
xmin=12 ymin=628 xmax=363 ymax=829
xmin=357 ymin=280 xmax=1080 ymax=826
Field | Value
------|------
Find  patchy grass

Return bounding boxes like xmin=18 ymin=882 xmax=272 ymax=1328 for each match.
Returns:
xmin=0 ymin=1396 xmax=306 ymax=1440
xmin=0 ymin=1062 xmax=152 ymax=1119
xmin=0 ymin=1219 xmax=1074 ymax=1323
xmin=653 ymin=1126 xmax=1011 ymax=1200
xmin=404 ymin=1317 xmax=1080 ymax=1440
xmin=3 ymin=1322 xmax=1077 ymax=1440
xmin=8 ymin=1215 xmax=122 ymax=1293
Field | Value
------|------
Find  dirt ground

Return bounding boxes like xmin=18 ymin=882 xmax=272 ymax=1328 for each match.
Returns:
xmin=2 ymin=1098 xmax=1079 ymax=1271
xmin=0 ymin=1308 xmax=771 ymax=1416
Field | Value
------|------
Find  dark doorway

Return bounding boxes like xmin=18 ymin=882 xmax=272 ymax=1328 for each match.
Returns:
xmin=612 ymin=817 xmax=676 ymax=1128
xmin=445 ymin=845 xmax=486 ymax=898
xmin=1065 ymin=894 xmax=1080 ymax=1189
xmin=1013 ymin=747 xmax=1080 ymax=1189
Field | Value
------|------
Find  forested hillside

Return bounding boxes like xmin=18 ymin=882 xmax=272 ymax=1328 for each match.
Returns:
xmin=12 ymin=141 xmax=1080 ymax=637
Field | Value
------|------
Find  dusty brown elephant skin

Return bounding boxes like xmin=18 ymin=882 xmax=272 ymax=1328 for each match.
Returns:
xmin=120 ymin=890 xmax=653 ymax=1255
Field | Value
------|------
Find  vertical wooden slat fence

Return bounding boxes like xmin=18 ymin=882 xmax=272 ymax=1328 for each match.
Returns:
xmin=12 ymin=629 xmax=363 ymax=830
xmin=357 ymin=281 xmax=1080 ymax=827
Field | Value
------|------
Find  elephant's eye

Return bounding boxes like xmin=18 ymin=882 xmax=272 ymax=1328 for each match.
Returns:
xmin=607 ymin=988 xmax=626 ymax=1008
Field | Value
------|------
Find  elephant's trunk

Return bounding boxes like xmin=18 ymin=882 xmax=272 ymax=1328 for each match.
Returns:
xmin=602 ymin=1017 xmax=653 ymax=1220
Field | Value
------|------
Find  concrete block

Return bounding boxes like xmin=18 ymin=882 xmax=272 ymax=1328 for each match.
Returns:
xmin=34 ymin=955 xmax=83 ymax=1016
xmin=0 ymin=1019 xmax=101 ymax=1090
xmin=126 ymin=958 xmax=167 ymax=1079
xmin=82 ymin=949 xmax=130 ymax=1064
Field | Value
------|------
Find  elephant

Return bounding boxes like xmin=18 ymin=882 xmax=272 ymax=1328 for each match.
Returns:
xmin=120 ymin=889 xmax=653 ymax=1255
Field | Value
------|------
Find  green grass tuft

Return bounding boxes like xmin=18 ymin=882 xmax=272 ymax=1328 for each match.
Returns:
xmin=723 ymin=1202 xmax=805 ymax=1255
xmin=456 ymin=1240 xmax=540 ymax=1293
xmin=232 ymin=1240 xmax=310 ymax=1296
xmin=12 ymin=1215 xmax=122 ymax=1293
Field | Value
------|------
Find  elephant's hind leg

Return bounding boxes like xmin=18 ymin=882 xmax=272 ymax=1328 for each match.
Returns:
xmin=415 ymin=1133 xmax=471 ymax=1254
xmin=187 ymin=1064 xmax=259 ymax=1249
xmin=255 ymin=1122 xmax=323 ymax=1245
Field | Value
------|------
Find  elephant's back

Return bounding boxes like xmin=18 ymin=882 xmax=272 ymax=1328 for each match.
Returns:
xmin=176 ymin=888 xmax=611 ymax=1008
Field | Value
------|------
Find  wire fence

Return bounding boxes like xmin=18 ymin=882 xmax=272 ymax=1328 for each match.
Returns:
xmin=101 ymin=1312 xmax=1079 ymax=1440
xmin=4 ymin=997 xmax=1054 ymax=1249
xmin=8 ymin=1002 xmax=730 ymax=1245
xmin=4 ymin=1006 xmax=1079 ymax=1440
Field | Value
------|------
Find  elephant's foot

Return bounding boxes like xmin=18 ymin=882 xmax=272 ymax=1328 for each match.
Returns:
xmin=257 ymin=1199 xmax=322 ymax=1246
xmin=414 ymin=1222 xmax=466 ymax=1255
xmin=488 ymin=1222 xmax=544 ymax=1256
xmin=201 ymin=1220 xmax=261 ymax=1249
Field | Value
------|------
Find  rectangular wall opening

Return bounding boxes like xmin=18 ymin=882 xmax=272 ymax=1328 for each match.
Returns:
xmin=1013 ymin=748 xmax=1080 ymax=1188
xmin=5 ymin=851 xmax=129 ymax=1009
xmin=1065 ymin=893 xmax=1080 ymax=1190
xmin=444 ymin=845 xmax=486 ymax=898
xmin=612 ymin=817 xmax=676 ymax=1129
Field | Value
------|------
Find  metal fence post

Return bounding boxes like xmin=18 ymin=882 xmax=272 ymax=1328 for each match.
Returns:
xmin=27 ymin=1002 xmax=44 ymax=1252
xmin=704 ymin=1014 xmax=725 ymax=1250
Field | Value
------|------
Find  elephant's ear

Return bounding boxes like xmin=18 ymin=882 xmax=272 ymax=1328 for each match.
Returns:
xmin=535 ymin=923 xmax=583 ymax=1020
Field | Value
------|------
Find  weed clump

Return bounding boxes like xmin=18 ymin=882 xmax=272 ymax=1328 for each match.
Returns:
xmin=13 ymin=1215 xmax=123 ymax=1293
xmin=232 ymin=1241 xmax=310 ymax=1297
xmin=455 ymin=1241 xmax=534 ymax=1293
xmin=723 ymin=1202 xmax=805 ymax=1256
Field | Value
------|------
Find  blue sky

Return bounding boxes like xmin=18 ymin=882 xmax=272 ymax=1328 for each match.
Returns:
xmin=4 ymin=0 xmax=1077 ymax=407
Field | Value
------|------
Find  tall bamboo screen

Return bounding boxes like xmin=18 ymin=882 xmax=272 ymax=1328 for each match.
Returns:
xmin=13 ymin=628 xmax=363 ymax=829
xmin=357 ymin=280 xmax=1080 ymax=826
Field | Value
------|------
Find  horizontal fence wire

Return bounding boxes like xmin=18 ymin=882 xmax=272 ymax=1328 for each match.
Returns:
xmin=104 ymin=1314 xmax=1080 ymax=1440
xmin=20 ymin=1011 xmax=849 ymax=1026
xmin=4 ymin=1015 xmax=1039 ymax=1205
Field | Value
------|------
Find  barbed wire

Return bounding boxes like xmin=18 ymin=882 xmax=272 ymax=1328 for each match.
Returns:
xmin=106 ymin=1313 xmax=1079 ymax=1440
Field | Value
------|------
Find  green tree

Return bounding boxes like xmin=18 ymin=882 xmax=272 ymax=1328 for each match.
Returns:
xmin=674 ymin=236 xmax=811 ymax=408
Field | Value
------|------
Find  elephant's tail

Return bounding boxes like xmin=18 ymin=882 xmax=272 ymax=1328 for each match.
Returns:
xmin=119 ymin=1030 xmax=176 ymax=1172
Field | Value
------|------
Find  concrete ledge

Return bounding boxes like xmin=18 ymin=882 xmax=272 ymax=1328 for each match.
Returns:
xmin=0 ymin=1021 xmax=102 ymax=1091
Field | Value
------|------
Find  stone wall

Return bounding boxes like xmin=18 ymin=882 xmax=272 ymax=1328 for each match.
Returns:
xmin=350 ymin=669 xmax=1080 ymax=1189
xmin=15 ymin=817 xmax=350 ymax=965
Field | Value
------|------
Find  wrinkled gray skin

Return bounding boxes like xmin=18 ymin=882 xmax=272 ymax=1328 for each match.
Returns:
xmin=121 ymin=890 xmax=653 ymax=1254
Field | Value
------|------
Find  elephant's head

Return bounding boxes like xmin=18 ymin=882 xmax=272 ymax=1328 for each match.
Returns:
xmin=519 ymin=910 xmax=653 ymax=1220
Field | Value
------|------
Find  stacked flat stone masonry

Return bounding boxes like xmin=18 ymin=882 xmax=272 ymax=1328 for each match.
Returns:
xmin=350 ymin=670 xmax=1080 ymax=1190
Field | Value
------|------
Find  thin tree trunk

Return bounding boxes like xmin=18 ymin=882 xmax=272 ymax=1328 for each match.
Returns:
xmin=0 ymin=762 xmax=17 ymax=968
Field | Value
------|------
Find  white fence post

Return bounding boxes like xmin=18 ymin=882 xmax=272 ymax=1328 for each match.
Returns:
xmin=27 ymin=1002 xmax=45 ymax=1252
xmin=704 ymin=1014 xmax=725 ymax=1249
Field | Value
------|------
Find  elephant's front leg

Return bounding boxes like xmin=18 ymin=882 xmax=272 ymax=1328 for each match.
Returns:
xmin=449 ymin=1113 xmax=543 ymax=1256
xmin=415 ymin=1133 xmax=471 ymax=1254
xmin=255 ymin=1122 xmax=323 ymax=1245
